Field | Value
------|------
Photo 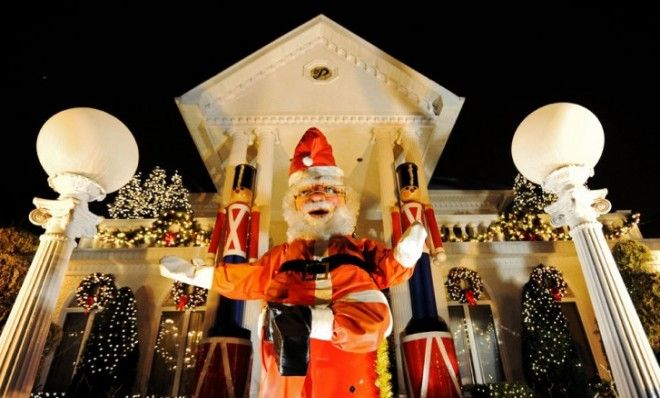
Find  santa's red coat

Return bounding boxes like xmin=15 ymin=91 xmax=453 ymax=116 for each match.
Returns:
xmin=214 ymin=234 xmax=413 ymax=398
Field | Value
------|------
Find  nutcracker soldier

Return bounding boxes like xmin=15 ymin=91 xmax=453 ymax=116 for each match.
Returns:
xmin=194 ymin=163 xmax=258 ymax=397
xmin=392 ymin=162 xmax=461 ymax=398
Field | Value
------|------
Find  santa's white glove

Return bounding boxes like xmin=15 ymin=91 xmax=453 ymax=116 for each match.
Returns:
xmin=394 ymin=221 xmax=428 ymax=268
xmin=160 ymin=256 xmax=213 ymax=290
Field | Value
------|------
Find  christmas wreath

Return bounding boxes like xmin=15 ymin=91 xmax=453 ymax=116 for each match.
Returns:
xmin=171 ymin=281 xmax=208 ymax=310
xmin=76 ymin=273 xmax=117 ymax=312
xmin=530 ymin=263 xmax=568 ymax=301
xmin=445 ymin=267 xmax=484 ymax=306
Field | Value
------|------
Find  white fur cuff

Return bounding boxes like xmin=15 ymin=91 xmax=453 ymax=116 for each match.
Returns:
xmin=159 ymin=256 xmax=213 ymax=289
xmin=310 ymin=306 xmax=334 ymax=341
xmin=394 ymin=246 xmax=418 ymax=268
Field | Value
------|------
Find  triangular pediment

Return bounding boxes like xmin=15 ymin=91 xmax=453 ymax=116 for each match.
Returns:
xmin=177 ymin=15 xmax=464 ymax=219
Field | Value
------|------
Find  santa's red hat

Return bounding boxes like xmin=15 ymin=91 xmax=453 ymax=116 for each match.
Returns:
xmin=288 ymin=127 xmax=344 ymax=188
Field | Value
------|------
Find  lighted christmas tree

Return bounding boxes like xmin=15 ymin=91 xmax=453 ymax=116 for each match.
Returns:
xmin=521 ymin=264 xmax=590 ymax=397
xmin=67 ymin=286 xmax=139 ymax=397
xmin=511 ymin=173 xmax=557 ymax=215
xmin=612 ymin=239 xmax=660 ymax=361
xmin=107 ymin=166 xmax=192 ymax=219
xmin=107 ymin=172 xmax=145 ymax=219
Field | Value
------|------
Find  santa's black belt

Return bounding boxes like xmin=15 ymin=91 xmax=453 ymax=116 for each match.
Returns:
xmin=279 ymin=254 xmax=371 ymax=279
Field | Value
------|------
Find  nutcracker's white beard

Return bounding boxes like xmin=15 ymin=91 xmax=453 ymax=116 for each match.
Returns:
xmin=282 ymin=187 xmax=359 ymax=242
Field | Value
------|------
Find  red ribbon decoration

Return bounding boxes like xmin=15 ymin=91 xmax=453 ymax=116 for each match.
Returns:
xmin=465 ymin=289 xmax=477 ymax=306
xmin=177 ymin=294 xmax=188 ymax=311
xmin=164 ymin=232 xmax=177 ymax=247
xmin=551 ymin=288 xmax=562 ymax=302
xmin=84 ymin=296 xmax=95 ymax=314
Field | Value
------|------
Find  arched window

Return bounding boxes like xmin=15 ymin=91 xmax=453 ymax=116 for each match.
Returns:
xmin=37 ymin=297 xmax=97 ymax=392
xmin=559 ymin=300 xmax=598 ymax=378
xmin=146 ymin=294 xmax=206 ymax=396
xmin=447 ymin=302 xmax=505 ymax=385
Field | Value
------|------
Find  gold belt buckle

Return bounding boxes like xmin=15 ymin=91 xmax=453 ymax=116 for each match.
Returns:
xmin=303 ymin=260 xmax=331 ymax=281
xmin=316 ymin=260 xmax=330 ymax=281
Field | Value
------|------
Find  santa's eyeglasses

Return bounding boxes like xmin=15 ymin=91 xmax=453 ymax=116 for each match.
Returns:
xmin=294 ymin=185 xmax=346 ymax=199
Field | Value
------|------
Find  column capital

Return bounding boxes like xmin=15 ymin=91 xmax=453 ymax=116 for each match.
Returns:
xmin=542 ymin=165 xmax=611 ymax=228
xmin=371 ymin=126 xmax=398 ymax=145
xmin=396 ymin=126 xmax=422 ymax=144
xmin=224 ymin=129 xmax=254 ymax=145
xmin=30 ymin=197 xmax=101 ymax=238
xmin=253 ymin=127 xmax=279 ymax=144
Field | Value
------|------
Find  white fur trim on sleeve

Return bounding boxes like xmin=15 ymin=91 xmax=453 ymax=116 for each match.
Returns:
xmin=393 ymin=245 xmax=418 ymax=268
xmin=159 ymin=256 xmax=213 ymax=289
xmin=310 ymin=306 xmax=334 ymax=341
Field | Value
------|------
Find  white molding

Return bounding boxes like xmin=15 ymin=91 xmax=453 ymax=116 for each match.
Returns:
xmin=206 ymin=114 xmax=435 ymax=127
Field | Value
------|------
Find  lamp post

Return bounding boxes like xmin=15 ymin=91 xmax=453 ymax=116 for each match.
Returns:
xmin=511 ymin=103 xmax=660 ymax=397
xmin=0 ymin=108 xmax=139 ymax=397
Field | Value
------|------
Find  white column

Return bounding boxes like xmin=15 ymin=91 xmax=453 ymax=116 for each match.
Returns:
xmin=398 ymin=127 xmax=430 ymax=202
xmin=374 ymin=127 xmax=398 ymax=243
xmin=0 ymin=174 xmax=102 ymax=397
xmin=543 ymin=165 xmax=660 ymax=398
xmin=253 ymin=128 xmax=276 ymax=256
xmin=374 ymin=126 xmax=411 ymax=392
xmin=244 ymin=128 xmax=276 ymax=395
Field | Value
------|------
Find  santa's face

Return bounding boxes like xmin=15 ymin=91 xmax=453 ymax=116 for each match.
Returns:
xmin=284 ymin=183 xmax=355 ymax=241
xmin=294 ymin=184 xmax=346 ymax=219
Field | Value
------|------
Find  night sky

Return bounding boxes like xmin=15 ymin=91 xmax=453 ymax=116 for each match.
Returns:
xmin=4 ymin=4 xmax=659 ymax=237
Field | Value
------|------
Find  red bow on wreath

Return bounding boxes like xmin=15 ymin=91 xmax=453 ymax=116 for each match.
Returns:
xmin=465 ymin=289 xmax=477 ymax=306
xmin=550 ymin=287 xmax=562 ymax=302
xmin=177 ymin=294 xmax=189 ymax=311
xmin=84 ymin=296 xmax=95 ymax=314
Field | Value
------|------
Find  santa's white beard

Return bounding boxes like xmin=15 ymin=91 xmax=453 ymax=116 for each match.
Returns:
xmin=283 ymin=201 xmax=356 ymax=242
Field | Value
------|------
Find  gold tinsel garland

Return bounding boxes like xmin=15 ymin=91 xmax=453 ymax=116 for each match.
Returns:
xmin=375 ymin=338 xmax=393 ymax=398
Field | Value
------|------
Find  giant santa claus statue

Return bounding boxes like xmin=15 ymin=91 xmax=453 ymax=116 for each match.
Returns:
xmin=161 ymin=127 xmax=428 ymax=398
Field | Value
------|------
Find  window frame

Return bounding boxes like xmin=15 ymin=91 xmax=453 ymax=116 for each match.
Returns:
xmin=446 ymin=299 xmax=506 ymax=385
xmin=144 ymin=300 xmax=207 ymax=397
xmin=36 ymin=294 xmax=98 ymax=392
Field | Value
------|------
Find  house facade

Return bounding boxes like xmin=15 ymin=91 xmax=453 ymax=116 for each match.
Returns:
xmin=33 ymin=15 xmax=659 ymax=397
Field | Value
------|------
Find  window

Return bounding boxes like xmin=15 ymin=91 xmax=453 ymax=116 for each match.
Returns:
xmin=38 ymin=300 xmax=97 ymax=392
xmin=447 ymin=304 xmax=504 ymax=385
xmin=560 ymin=301 xmax=598 ymax=378
xmin=146 ymin=297 xmax=205 ymax=397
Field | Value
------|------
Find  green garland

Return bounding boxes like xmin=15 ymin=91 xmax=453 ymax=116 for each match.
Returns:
xmin=445 ymin=267 xmax=484 ymax=304
xmin=96 ymin=209 xmax=211 ymax=248
xmin=75 ymin=273 xmax=117 ymax=312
